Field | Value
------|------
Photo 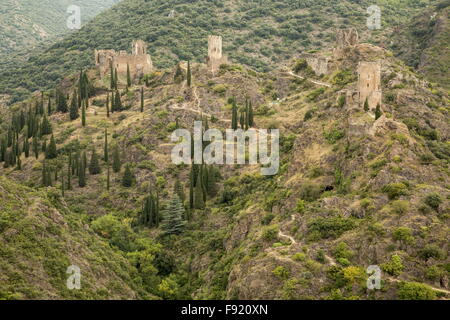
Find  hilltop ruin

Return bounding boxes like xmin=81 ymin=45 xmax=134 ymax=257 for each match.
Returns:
xmin=207 ymin=35 xmax=228 ymax=74
xmin=94 ymin=40 xmax=153 ymax=81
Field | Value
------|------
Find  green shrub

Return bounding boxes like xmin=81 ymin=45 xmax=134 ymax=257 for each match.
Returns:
xmin=424 ymin=266 xmax=444 ymax=281
xmin=392 ymin=227 xmax=414 ymax=245
xmin=308 ymin=217 xmax=356 ymax=240
xmin=398 ymin=282 xmax=436 ymax=300
xmin=299 ymin=182 xmax=323 ymax=202
xmin=324 ymin=127 xmax=345 ymax=144
xmin=423 ymin=193 xmax=443 ymax=211
xmin=292 ymin=252 xmax=306 ymax=262
xmin=391 ymin=200 xmax=409 ymax=215
xmin=261 ymin=213 xmax=275 ymax=225
xmin=331 ymin=70 xmax=356 ymax=86
xmin=418 ymin=245 xmax=446 ymax=261
xmin=381 ymin=254 xmax=404 ymax=276
xmin=382 ymin=182 xmax=408 ymax=200
xmin=262 ymin=225 xmax=279 ymax=242
xmin=333 ymin=242 xmax=353 ymax=260
xmin=296 ymin=199 xmax=306 ymax=213
xmin=272 ymin=266 xmax=290 ymax=280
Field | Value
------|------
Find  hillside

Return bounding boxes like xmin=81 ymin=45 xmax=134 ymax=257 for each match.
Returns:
xmin=0 ymin=21 xmax=449 ymax=300
xmin=0 ymin=0 xmax=439 ymax=104
xmin=391 ymin=0 xmax=450 ymax=88
xmin=0 ymin=0 xmax=119 ymax=60
xmin=0 ymin=175 xmax=151 ymax=299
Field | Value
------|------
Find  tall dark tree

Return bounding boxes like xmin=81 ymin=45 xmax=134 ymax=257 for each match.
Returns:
xmin=78 ymin=160 xmax=86 ymax=187
xmin=41 ymin=114 xmax=52 ymax=135
xmin=46 ymin=135 xmax=57 ymax=159
xmin=89 ymin=148 xmax=101 ymax=175
xmin=248 ymin=100 xmax=254 ymax=127
xmin=187 ymin=61 xmax=192 ymax=87
xmin=127 ymin=63 xmax=132 ymax=87
xmin=104 ymin=129 xmax=109 ymax=163
xmin=112 ymin=145 xmax=121 ymax=173
xmin=69 ymin=90 xmax=79 ymax=120
xmin=375 ymin=104 xmax=382 ymax=120
xmin=106 ymin=94 xmax=110 ymax=118
xmin=140 ymin=87 xmax=144 ymax=113
xmin=81 ymin=101 xmax=86 ymax=127
xmin=193 ymin=170 xmax=205 ymax=209
xmin=122 ymin=164 xmax=134 ymax=187
xmin=161 ymin=194 xmax=186 ymax=235
xmin=174 ymin=178 xmax=185 ymax=204
xmin=57 ymin=90 xmax=68 ymax=113
xmin=231 ymin=99 xmax=238 ymax=130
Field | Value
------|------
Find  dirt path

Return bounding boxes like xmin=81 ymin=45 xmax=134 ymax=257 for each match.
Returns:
xmin=284 ymin=71 xmax=332 ymax=88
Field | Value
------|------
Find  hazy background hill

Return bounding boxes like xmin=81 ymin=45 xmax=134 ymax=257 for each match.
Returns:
xmin=0 ymin=0 xmax=119 ymax=58
xmin=0 ymin=0 xmax=440 ymax=103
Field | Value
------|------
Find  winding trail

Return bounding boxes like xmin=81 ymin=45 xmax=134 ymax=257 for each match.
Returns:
xmin=283 ymin=70 xmax=332 ymax=88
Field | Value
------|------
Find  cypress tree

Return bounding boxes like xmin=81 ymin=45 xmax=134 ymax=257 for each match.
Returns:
xmin=69 ymin=91 xmax=79 ymax=120
xmin=140 ymin=87 xmax=144 ymax=112
xmin=364 ymin=97 xmax=369 ymax=112
xmin=248 ymin=100 xmax=254 ymax=127
xmin=46 ymin=135 xmax=57 ymax=159
xmin=174 ymin=178 xmax=185 ymax=204
xmin=32 ymin=137 xmax=39 ymax=159
xmin=127 ymin=63 xmax=132 ymax=87
xmin=187 ymin=61 xmax=192 ymax=87
xmin=57 ymin=90 xmax=68 ymax=113
xmin=41 ymin=114 xmax=52 ymax=135
xmin=189 ymin=165 xmax=194 ymax=209
xmin=23 ymin=137 xmax=29 ymax=158
xmin=106 ymin=94 xmax=110 ymax=118
xmin=47 ymin=96 xmax=52 ymax=115
xmin=114 ymin=68 xmax=118 ymax=90
xmin=122 ymin=164 xmax=134 ymax=187
xmin=89 ymin=148 xmax=101 ymax=175
xmin=239 ymin=109 xmax=245 ymax=129
xmin=206 ymin=166 xmax=218 ymax=197
xmin=104 ymin=129 xmax=108 ymax=162
xmin=110 ymin=61 xmax=114 ymax=90
xmin=106 ymin=161 xmax=110 ymax=191
xmin=61 ymin=175 xmax=65 ymax=197
xmin=375 ymin=104 xmax=382 ymax=120
xmin=193 ymin=170 xmax=205 ymax=209
xmin=81 ymin=101 xmax=86 ymax=127
xmin=16 ymin=156 xmax=21 ymax=170
xmin=112 ymin=145 xmax=121 ymax=172
xmin=231 ymin=99 xmax=238 ymax=130
xmin=114 ymin=90 xmax=122 ymax=111
xmin=161 ymin=194 xmax=186 ymax=235
xmin=78 ymin=154 xmax=86 ymax=187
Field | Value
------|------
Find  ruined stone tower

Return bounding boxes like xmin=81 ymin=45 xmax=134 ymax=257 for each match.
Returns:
xmin=95 ymin=40 xmax=153 ymax=81
xmin=358 ymin=61 xmax=382 ymax=110
xmin=207 ymin=35 xmax=228 ymax=73
xmin=334 ymin=28 xmax=359 ymax=59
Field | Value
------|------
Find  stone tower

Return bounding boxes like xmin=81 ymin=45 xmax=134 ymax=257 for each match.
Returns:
xmin=334 ymin=28 xmax=359 ymax=59
xmin=95 ymin=40 xmax=153 ymax=81
xmin=207 ymin=35 xmax=227 ymax=74
xmin=358 ymin=61 xmax=382 ymax=110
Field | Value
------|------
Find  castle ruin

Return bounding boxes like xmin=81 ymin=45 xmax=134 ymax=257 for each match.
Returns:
xmin=334 ymin=28 xmax=359 ymax=59
xmin=358 ymin=61 xmax=382 ymax=110
xmin=207 ymin=35 xmax=228 ymax=74
xmin=302 ymin=53 xmax=330 ymax=76
xmin=95 ymin=40 xmax=153 ymax=81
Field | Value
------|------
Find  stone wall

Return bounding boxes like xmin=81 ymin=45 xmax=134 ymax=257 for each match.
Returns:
xmin=358 ymin=61 xmax=382 ymax=109
xmin=302 ymin=54 xmax=329 ymax=76
xmin=207 ymin=35 xmax=228 ymax=73
xmin=95 ymin=40 xmax=153 ymax=81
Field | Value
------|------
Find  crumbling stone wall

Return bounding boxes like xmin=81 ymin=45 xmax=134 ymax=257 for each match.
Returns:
xmin=207 ymin=35 xmax=228 ymax=74
xmin=334 ymin=28 xmax=359 ymax=59
xmin=358 ymin=61 xmax=382 ymax=109
xmin=95 ymin=40 xmax=153 ymax=81
xmin=302 ymin=54 xmax=329 ymax=76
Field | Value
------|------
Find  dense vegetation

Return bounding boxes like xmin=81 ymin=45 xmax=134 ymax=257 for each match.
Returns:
xmin=0 ymin=0 xmax=439 ymax=103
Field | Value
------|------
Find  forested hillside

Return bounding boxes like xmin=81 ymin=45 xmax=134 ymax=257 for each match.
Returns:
xmin=0 ymin=0 xmax=438 ymax=103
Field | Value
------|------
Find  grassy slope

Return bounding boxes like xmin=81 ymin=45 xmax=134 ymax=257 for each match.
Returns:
xmin=0 ymin=0 xmax=436 ymax=103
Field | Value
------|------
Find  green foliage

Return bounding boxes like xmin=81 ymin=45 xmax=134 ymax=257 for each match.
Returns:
xmin=382 ymin=182 xmax=408 ymax=199
xmin=398 ymin=282 xmax=436 ymax=300
xmin=381 ymin=254 xmax=404 ymax=276
xmin=299 ymin=182 xmax=323 ymax=202
xmin=391 ymin=200 xmax=409 ymax=215
xmin=392 ymin=227 xmax=414 ymax=245
xmin=331 ymin=69 xmax=356 ymax=86
xmin=418 ymin=244 xmax=446 ymax=261
xmin=307 ymin=217 xmax=356 ymax=240
xmin=272 ymin=266 xmax=290 ymax=280
xmin=161 ymin=194 xmax=186 ymax=236
xmin=423 ymin=192 xmax=443 ymax=211
xmin=122 ymin=164 xmax=134 ymax=187
xmin=324 ymin=126 xmax=345 ymax=144
xmin=262 ymin=224 xmax=279 ymax=242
